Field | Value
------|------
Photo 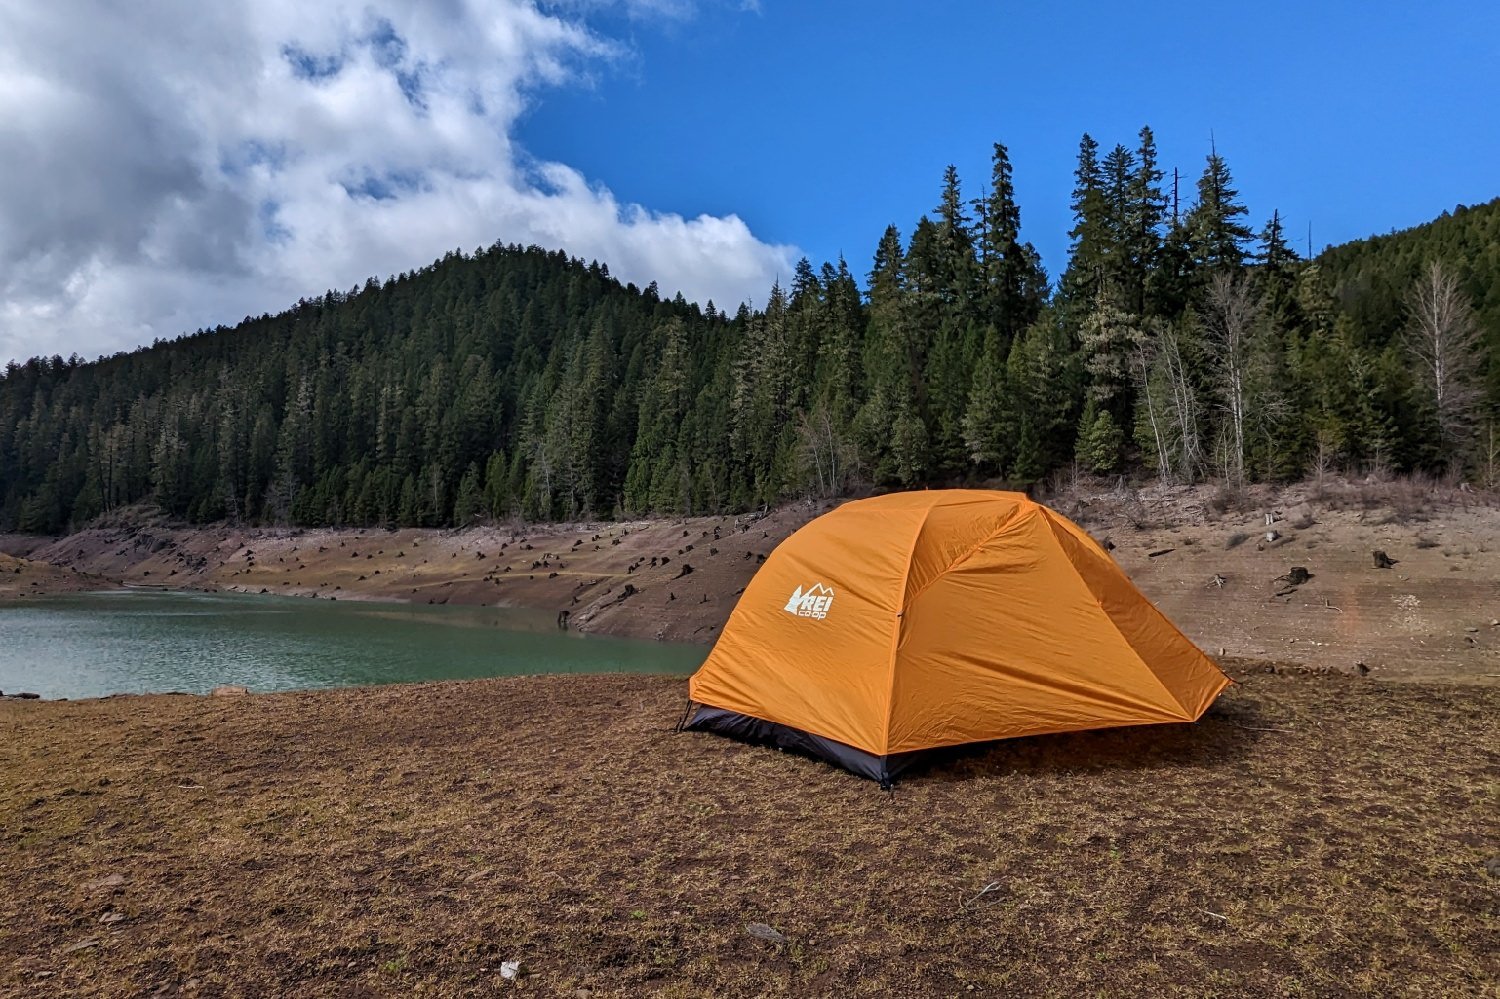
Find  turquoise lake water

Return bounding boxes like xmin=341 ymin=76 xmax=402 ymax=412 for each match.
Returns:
xmin=0 ymin=590 xmax=706 ymax=700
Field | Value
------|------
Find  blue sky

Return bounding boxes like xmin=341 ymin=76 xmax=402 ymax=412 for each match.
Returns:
xmin=520 ymin=1 xmax=1500 ymax=284
xmin=2 ymin=0 xmax=1497 ymax=362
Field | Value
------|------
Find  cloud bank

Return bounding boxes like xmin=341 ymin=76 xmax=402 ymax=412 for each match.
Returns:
xmin=0 ymin=1 xmax=795 ymax=363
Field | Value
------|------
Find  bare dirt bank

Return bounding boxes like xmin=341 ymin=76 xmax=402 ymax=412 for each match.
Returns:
xmin=0 ymin=552 xmax=120 ymax=602
xmin=4 ymin=479 xmax=1498 ymax=680
xmin=0 ymin=501 xmax=831 ymax=645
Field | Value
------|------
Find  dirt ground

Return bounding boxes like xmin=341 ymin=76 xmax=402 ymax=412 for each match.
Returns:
xmin=3 ymin=478 xmax=1499 ymax=682
xmin=1 ymin=665 xmax=1495 ymax=998
xmin=1056 ymin=478 xmax=1500 ymax=684
xmin=0 ymin=552 xmax=118 ymax=601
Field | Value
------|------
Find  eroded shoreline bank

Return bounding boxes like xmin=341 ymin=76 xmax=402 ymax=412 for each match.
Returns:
xmin=4 ymin=481 xmax=1498 ymax=682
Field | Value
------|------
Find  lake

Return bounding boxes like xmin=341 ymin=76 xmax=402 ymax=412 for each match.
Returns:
xmin=0 ymin=590 xmax=707 ymax=700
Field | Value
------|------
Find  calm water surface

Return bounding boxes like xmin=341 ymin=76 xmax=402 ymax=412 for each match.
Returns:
xmin=0 ymin=590 xmax=706 ymax=700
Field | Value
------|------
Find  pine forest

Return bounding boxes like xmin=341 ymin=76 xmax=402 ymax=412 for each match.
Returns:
xmin=3 ymin=129 xmax=1498 ymax=533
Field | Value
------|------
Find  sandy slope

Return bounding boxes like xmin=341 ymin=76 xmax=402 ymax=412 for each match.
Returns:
xmin=0 ymin=501 xmax=833 ymax=645
xmin=1062 ymin=481 xmax=1500 ymax=684
xmin=0 ymin=552 xmax=119 ymax=601
xmin=3 ymin=481 xmax=1497 ymax=680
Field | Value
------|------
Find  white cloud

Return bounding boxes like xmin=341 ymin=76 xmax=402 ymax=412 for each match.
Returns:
xmin=0 ymin=1 xmax=796 ymax=363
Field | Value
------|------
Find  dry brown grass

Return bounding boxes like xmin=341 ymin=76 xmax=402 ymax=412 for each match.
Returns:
xmin=2 ymin=667 xmax=1497 ymax=997
xmin=1305 ymin=471 xmax=1493 ymax=524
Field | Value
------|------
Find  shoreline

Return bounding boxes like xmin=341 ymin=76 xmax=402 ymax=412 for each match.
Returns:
xmin=4 ymin=480 xmax=1499 ymax=680
xmin=1 ymin=503 xmax=831 ymax=645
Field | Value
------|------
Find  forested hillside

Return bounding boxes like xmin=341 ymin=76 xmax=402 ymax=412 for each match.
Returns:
xmin=2 ymin=134 xmax=1497 ymax=533
xmin=1317 ymin=198 xmax=1500 ymax=406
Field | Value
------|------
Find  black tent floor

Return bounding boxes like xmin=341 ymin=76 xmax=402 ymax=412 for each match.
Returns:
xmin=683 ymin=705 xmax=927 ymax=787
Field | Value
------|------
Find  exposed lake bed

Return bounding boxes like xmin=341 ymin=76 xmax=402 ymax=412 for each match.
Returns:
xmin=6 ymin=479 xmax=1499 ymax=685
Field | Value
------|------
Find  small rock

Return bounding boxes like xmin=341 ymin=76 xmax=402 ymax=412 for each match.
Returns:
xmin=211 ymin=685 xmax=250 ymax=697
xmin=745 ymin=922 xmax=786 ymax=944
xmin=15 ymin=692 xmax=41 ymax=699
xmin=98 ymin=911 xmax=127 ymax=925
xmin=83 ymin=873 xmax=127 ymax=892
xmin=499 ymin=960 xmax=522 ymax=980
xmin=1486 ymin=856 xmax=1500 ymax=879
xmin=62 ymin=937 xmax=100 ymax=955
xmin=1466 ymin=626 xmax=1480 ymax=633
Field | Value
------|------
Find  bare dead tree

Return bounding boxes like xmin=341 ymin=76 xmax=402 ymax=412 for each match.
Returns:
xmin=1406 ymin=260 xmax=1483 ymax=464
xmin=1133 ymin=316 xmax=1209 ymax=482
xmin=1131 ymin=336 xmax=1171 ymax=484
xmin=1309 ymin=427 xmax=1340 ymax=492
xmin=1200 ymin=271 xmax=1261 ymax=486
xmin=1161 ymin=320 xmax=1206 ymax=480
xmin=1481 ymin=419 xmax=1500 ymax=492
xmin=796 ymin=402 xmax=856 ymax=498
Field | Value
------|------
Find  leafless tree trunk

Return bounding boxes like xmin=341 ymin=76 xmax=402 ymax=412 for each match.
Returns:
xmin=797 ymin=403 xmax=854 ymax=498
xmin=1309 ymin=427 xmax=1339 ymax=491
xmin=1200 ymin=271 xmax=1261 ymax=486
xmin=1131 ymin=341 xmax=1171 ymax=484
xmin=1481 ymin=419 xmax=1500 ymax=492
xmin=1132 ymin=318 xmax=1205 ymax=483
xmin=1162 ymin=318 xmax=1206 ymax=479
xmin=1406 ymin=260 xmax=1482 ymax=463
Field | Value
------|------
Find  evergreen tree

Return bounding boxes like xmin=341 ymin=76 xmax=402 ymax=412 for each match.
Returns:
xmin=1062 ymin=133 xmax=1109 ymax=307
xmin=1185 ymin=144 xmax=1253 ymax=271
xmin=1124 ymin=126 xmax=1166 ymax=316
xmin=975 ymin=142 xmax=1046 ymax=342
xmin=857 ymin=225 xmax=919 ymax=482
xmin=1076 ymin=398 xmax=1123 ymax=474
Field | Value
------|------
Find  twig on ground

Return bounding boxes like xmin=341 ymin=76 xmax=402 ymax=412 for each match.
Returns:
xmin=1202 ymin=909 xmax=1229 ymax=922
xmin=176 ymin=783 xmax=205 ymax=790
xmin=1234 ymin=724 xmax=1294 ymax=734
xmin=1324 ymin=599 xmax=1343 ymax=612
xmin=961 ymin=881 xmax=1003 ymax=910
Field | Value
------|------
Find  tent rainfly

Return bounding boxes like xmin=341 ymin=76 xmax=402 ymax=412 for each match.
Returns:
xmin=683 ymin=490 xmax=1229 ymax=785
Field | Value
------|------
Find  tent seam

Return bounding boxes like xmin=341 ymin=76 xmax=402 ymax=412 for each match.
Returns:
xmin=901 ymin=496 xmax=1036 ymax=609
xmin=882 ymin=497 xmax=937 ymax=757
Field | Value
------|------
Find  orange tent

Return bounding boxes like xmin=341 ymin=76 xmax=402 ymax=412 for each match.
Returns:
xmin=684 ymin=490 xmax=1229 ymax=784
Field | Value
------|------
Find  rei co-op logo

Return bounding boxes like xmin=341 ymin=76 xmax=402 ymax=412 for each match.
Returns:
xmin=783 ymin=583 xmax=835 ymax=620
